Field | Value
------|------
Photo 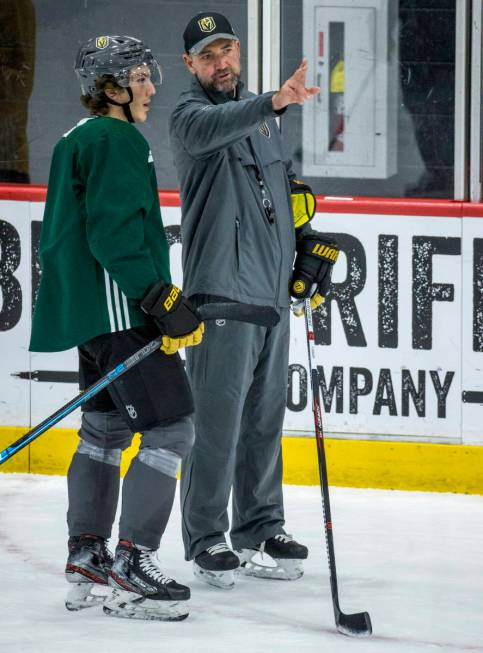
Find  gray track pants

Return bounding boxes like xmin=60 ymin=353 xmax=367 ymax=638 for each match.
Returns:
xmin=180 ymin=308 xmax=290 ymax=560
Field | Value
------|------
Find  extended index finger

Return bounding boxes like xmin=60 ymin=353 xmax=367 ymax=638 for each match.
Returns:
xmin=291 ymin=58 xmax=308 ymax=79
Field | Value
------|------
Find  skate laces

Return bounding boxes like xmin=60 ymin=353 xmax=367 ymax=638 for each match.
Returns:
xmin=273 ymin=534 xmax=294 ymax=544
xmin=138 ymin=549 xmax=173 ymax=585
xmin=75 ymin=534 xmax=112 ymax=561
xmin=85 ymin=535 xmax=113 ymax=564
xmin=206 ymin=543 xmax=233 ymax=556
xmin=252 ymin=535 xmax=295 ymax=554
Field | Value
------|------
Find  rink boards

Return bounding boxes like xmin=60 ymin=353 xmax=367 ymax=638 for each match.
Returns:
xmin=0 ymin=188 xmax=482 ymax=493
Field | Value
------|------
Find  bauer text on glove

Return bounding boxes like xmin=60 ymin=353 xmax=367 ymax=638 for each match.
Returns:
xmin=141 ymin=282 xmax=203 ymax=337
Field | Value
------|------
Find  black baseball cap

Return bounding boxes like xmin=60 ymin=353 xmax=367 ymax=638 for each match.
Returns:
xmin=183 ymin=12 xmax=238 ymax=55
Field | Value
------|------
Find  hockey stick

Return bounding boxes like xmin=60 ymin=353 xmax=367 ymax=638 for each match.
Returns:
xmin=0 ymin=302 xmax=279 ymax=465
xmin=302 ymin=298 xmax=372 ymax=637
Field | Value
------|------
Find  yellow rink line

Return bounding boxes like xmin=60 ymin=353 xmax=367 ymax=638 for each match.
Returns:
xmin=0 ymin=426 xmax=482 ymax=494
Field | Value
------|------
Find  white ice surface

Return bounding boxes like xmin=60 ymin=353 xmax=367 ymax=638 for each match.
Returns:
xmin=0 ymin=474 xmax=482 ymax=653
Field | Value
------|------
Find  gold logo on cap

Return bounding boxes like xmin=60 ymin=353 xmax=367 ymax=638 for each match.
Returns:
xmin=96 ymin=36 xmax=109 ymax=49
xmin=198 ymin=16 xmax=216 ymax=33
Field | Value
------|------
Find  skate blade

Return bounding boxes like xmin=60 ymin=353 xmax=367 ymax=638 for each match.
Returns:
xmin=237 ymin=550 xmax=304 ymax=581
xmin=65 ymin=581 xmax=111 ymax=611
xmin=193 ymin=562 xmax=235 ymax=590
xmin=103 ymin=589 xmax=189 ymax=621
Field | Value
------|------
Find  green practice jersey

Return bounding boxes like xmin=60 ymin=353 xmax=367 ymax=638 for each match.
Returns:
xmin=30 ymin=116 xmax=171 ymax=352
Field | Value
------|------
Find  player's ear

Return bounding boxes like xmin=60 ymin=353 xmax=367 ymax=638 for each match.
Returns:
xmin=104 ymin=84 xmax=123 ymax=101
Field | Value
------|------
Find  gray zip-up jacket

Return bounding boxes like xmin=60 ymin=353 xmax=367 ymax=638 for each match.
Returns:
xmin=169 ymin=77 xmax=298 ymax=309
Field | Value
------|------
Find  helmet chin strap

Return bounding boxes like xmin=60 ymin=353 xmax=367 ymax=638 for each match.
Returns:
xmin=106 ymin=87 xmax=135 ymax=123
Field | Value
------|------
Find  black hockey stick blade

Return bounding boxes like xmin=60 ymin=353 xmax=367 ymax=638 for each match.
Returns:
xmin=336 ymin=609 xmax=372 ymax=637
xmin=198 ymin=302 xmax=279 ymax=327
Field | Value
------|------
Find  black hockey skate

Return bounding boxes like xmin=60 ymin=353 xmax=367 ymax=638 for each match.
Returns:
xmin=104 ymin=540 xmax=190 ymax=621
xmin=65 ymin=534 xmax=113 ymax=611
xmin=193 ymin=543 xmax=240 ymax=590
xmin=237 ymin=534 xmax=308 ymax=581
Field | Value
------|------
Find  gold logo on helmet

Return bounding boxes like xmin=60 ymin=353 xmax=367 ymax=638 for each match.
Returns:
xmin=198 ymin=17 xmax=216 ymax=33
xmin=293 ymin=280 xmax=306 ymax=294
xmin=96 ymin=36 xmax=109 ymax=49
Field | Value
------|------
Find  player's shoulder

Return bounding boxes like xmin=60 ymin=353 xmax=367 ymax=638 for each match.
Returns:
xmin=61 ymin=115 xmax=101 ymax=140
xmin=62 ymin=115 xmax=141 ymax=143
xmin=61 ymin=116 xmax=148 ymax=161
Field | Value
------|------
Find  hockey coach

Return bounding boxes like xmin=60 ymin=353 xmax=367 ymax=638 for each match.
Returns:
xmin=169 ymin=12 xmax=339 ymax=590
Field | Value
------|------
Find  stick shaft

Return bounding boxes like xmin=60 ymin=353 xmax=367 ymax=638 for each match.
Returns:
xmin=303 ymin=298 xmax=342 ymax=621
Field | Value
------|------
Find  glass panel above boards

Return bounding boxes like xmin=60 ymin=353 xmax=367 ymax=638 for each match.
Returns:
xmin=281 ymin=0 xmax=458 ymax=199
xmin=0 ymin=1 xmax=248 ymax=187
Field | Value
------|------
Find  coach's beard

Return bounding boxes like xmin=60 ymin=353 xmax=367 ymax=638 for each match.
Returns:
xmin=205 ymin=69 xmax=240 ymax=95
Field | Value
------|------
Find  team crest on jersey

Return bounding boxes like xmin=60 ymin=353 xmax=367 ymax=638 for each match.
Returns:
xmin=198 ymin=16 xmax=216 ymax=33
xmin=96 ymin=36 xmax=109 ymax=49
xmin=258 ymin=122 xmax=270 ymax=138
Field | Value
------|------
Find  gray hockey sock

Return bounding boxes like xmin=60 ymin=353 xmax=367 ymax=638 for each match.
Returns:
xmin=118 ymin=449 xmax=180 ymax=549
xmin=67 ymin=444 xmax=121 ymax=539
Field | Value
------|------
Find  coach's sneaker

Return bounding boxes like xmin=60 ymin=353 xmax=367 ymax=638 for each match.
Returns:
xmin=104 ymin=540 xmax=190 ymax=621
xmin=193 ymin=543 xmax=240 ymax=590
xmin=65 ymin=534 xmax=113 ymax=610
xmin=237 ymin=534 xmax=308 ymax=581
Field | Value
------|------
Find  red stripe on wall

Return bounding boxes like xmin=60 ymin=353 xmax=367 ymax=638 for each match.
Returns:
xmin=319 ymin=31 xmax=324 ymax=57
xmin=315 ymin=196 xmax=464 ymax=217
xmin=0 ymin=184 xmax=182 ymax=206
xmin=0 ymin=184 xmax=47 ymax=202
xmin=462 ymin=202 xmax=483 ymax=217
xmin=1 ymin=183 xmax=483 ymax=217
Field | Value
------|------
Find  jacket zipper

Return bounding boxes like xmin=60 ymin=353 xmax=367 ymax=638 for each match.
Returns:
xmin=235 ymin=217 xmax=240 ymax=270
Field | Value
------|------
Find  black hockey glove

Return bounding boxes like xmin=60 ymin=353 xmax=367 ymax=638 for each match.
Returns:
xmin=290 ymin=179 xmax=316 ymax=229
xmin=141 ymin=282 xmax=201 ymax=337
xmin=290 ymin=234 xmax=339 ymax=304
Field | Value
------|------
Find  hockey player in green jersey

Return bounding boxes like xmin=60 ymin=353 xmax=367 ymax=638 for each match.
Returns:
xmin=30 ymin=35 xmax=204 ymax=621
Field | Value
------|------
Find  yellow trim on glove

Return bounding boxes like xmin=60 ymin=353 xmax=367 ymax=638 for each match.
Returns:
xmin=293 ymin=293 xmax=325 ymax=317
xmin=291 ymin=180 xmax=316 ymax=229
xmin=161 ymin=322 xmax=205 ymax=355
